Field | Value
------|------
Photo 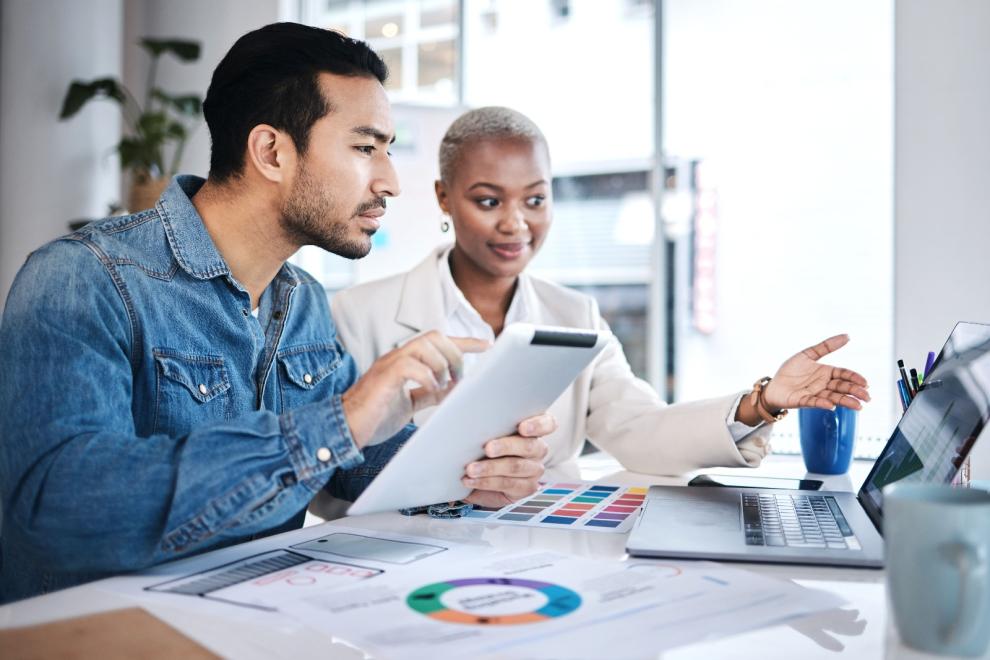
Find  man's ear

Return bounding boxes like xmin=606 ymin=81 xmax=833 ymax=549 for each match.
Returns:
xmin=434 ymin=179 xmax=450 ymax=214
xmin=245 ymin=125 xmax=294 ymax=183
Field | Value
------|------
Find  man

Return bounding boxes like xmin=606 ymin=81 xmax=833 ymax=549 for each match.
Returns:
xmin=0 ymin=23 xmax=552 ymax=603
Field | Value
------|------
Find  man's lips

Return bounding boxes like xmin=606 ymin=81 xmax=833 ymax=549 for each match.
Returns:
xmin=356 ymin=207 xmax=385 ymax=232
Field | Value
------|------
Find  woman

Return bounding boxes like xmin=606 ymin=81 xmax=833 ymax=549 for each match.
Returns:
xmin=330 ymin=107 xmax=869 ymax=478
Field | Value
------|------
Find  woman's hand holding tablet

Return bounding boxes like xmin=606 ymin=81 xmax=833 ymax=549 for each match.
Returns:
xmin=462 ymin=413 xmax=555 ymax=508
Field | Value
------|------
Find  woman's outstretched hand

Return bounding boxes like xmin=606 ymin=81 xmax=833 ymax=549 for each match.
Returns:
xmin=763 ymin=334 xmax=870 ymax=412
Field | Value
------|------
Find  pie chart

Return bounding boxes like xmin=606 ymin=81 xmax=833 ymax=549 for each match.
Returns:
xmin=406 ymin=577 xmax=582 ymax=625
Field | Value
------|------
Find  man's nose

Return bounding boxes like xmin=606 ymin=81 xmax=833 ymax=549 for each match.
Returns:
xmin=372 ymin=156 xmax=401 ymax=198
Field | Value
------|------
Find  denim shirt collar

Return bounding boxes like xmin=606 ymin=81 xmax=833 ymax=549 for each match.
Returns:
xmin=158 ymin=175 xmax=231 ymax=280
xmin=157 ymin=175 xmax=300 ymax=290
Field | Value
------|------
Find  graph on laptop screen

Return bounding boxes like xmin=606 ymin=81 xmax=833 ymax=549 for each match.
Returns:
xmin=859 ymin=323 xmax=990 ymax=521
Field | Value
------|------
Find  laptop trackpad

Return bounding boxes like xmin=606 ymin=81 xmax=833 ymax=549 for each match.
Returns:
xmin=650 ymin=497 xmax=740 ymax=529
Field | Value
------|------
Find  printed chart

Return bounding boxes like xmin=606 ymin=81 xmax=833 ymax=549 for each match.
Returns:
xmin=407 ymin=577 xmax=582 ymax=625
xmin=279 ymin=551 xmax=846 ymax=660
xmin=462 ymin=482 xmax=646 ymax=533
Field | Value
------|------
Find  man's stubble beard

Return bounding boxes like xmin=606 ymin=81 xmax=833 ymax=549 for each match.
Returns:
xmin=280 ymin=164 xmax=372 ymax=260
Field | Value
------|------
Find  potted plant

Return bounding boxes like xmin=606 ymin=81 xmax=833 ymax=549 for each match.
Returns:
xmin=59 ymin=38 xmax=203 ymax=212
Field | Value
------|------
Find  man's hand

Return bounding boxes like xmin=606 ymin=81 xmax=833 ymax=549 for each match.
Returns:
xmin=342 ymin=331 xmax=490 ymax=447
xmin=462 ymin=413 xmax=555 ymax=509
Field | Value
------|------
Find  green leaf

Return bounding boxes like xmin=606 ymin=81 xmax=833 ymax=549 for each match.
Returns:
xmin=59 ymin=78 xmax=126 ymax=119
xmin=139 ymin=38 xmax=201 ymax=62
xmin=166 ymin=121 xmax=186 ymax=140
xmin=118 ymin=136 xmax=156 ymax=171
xmin=137 ymin=112 xmax=169 ymax=139
xmin=151 ymin=89 xmax=202 ymax=117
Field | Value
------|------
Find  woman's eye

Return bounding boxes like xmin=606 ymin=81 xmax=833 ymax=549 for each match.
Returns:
xmin=527 ymin=195 xmax=546 ymax=207
xmin=477 ymin=198 xmax=499 ymax=209
xmin=355 ymin=145 xmax=375 ymax=155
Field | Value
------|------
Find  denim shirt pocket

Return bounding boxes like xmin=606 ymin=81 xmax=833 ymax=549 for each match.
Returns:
xmin=153 ymin=349 xmax=232 ymax=436
xmin=277 ymin=342 xmax=342 ymax=411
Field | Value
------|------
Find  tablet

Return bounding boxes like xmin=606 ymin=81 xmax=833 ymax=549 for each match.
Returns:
xmin=347 ymin=323 xmax=609 ymax=515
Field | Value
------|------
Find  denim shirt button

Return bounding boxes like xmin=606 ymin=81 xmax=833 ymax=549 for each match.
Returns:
xmin=303 ymin=373 xmax=313 ymax=384
xmin=316 ymin=447 xmax=332 ymax=463
xmin=198 ymin=383 xmax=208 ymax=395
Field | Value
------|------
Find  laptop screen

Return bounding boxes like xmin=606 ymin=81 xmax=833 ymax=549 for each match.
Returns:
xmin=858 ymin=322 xmax=990 ymax=528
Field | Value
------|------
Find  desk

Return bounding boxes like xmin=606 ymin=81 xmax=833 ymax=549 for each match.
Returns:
xmin=0 ymin=455 xmax=970 ymax=659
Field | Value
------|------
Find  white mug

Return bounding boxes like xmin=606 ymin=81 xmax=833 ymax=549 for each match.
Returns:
xmin=883 ymin=483 xmax=990 ymax=657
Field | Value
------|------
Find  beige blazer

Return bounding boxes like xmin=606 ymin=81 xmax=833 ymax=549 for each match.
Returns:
xmin=331 ymin=245 xmax=771 ymax=477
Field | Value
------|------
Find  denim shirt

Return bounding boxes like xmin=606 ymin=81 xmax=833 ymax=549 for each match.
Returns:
xmin=0 ymin=175 xmax=409 ymax=603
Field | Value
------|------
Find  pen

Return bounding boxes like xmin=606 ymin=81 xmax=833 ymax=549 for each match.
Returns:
xmin=897 ymin=379 xmax=910 ymax=412
xmin=897 ymin=359 xmax=913 ymax=399
xmin=923 ymin=351 xmax=936 ymax=379
xmin=910 ymin=368 xmax=921 ymax=393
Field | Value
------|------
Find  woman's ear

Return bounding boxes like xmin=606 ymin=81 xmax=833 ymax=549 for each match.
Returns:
xmin=434 ymin=179 xmax=451 ymax=215
xmin=245 ymin=125 xmax=294 ymax=183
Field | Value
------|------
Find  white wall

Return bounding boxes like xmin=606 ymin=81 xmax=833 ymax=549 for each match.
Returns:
xmin=463 ymin=0 xmax=653 ymax=173
xmin=0 ymin=0 xmax=123 ymax=308
xmin=664 ymin=0 xmax=895 ymax=443
xmin=895 ymin=0 xmax=990 ymax=479
xmin=122 ymin=0 xmax=282 ymax=179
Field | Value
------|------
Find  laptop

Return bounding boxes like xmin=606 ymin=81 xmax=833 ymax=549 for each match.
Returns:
xmin=626 ymin=322 xmax=990 ymax=568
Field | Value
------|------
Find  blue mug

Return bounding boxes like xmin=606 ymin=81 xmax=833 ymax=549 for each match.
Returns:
xmin=798 ymin=407 xmax=857 ymax=474
xmin=884 ymin=483 xmax=990 ymax=656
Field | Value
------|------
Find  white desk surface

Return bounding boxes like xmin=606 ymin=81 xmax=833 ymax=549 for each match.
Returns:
xmin=0 ymin=453 xmax=979 ymax=659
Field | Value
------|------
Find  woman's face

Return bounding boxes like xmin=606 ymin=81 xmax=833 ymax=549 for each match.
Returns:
xmin=436 ymin=138 xmax=552 ymax=280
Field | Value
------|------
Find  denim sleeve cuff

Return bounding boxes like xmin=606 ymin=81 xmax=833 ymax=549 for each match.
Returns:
xmin=280 ymin=394 xmax=364 ymax=480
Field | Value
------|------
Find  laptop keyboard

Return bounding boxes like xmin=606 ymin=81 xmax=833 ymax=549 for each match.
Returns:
xmin=742 ymin=493 xmax=861 ymax=550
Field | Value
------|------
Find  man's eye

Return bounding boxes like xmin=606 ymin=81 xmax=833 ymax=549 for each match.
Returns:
xmin=477 ymin=198 xmax=499 ymax=209
xmin=355 ymin=145 xmax=375 ymax=155
xmin=527 ymin=195 xmax=546 ymax=207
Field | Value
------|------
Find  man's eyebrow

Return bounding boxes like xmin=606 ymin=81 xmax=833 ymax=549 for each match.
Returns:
xmin=351 ymin=126 xmax=396 ymax=144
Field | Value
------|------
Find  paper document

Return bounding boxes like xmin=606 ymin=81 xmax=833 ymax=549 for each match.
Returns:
xmin=99 ymin=523 xmax=844 ymax=659
xmin=98 ymin=524 xmax=476 ymax=624
xmin=279 ymin=550 xmax=845 ymax=659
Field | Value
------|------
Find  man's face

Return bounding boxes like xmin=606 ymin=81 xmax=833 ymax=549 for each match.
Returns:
xmin=280 ymin=73 xmax=399 ymax=259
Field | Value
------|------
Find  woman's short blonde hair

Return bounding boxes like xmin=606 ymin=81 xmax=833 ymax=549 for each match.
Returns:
xmin=438 ymin=106 xmax=549 ymax=184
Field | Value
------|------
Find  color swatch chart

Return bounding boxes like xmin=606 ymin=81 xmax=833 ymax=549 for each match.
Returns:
xmin=461 ymin=482 xmax=647 ymax=533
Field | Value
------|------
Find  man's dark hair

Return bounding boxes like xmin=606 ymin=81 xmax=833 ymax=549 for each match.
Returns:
xmin=204 ymin=22 xmax=387 ymax=182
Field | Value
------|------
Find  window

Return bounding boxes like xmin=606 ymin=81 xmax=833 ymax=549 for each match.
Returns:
xmin=301 ymin=0 xmax=460 ymax=104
